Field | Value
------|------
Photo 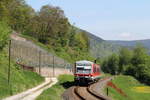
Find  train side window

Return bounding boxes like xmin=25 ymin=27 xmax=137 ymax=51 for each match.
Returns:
xmin=96 ymin=67 xmax=98 ymax=73
xmin=99 ymin=67 xmax=101 ymax=72
xmin=96 ymin=66 xmax=98 ymax=73
xmin=93 ymin=65 xmax=96 ymax=73
xmin=97 ymin=67 xmax=100 ymax=73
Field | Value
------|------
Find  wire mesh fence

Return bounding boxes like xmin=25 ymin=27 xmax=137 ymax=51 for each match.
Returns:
xmin=10 ymin=39 xmax=73 ymax=77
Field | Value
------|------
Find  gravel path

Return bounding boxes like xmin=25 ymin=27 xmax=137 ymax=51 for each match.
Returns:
xmin=3 ymin=77 xmax=58 ymax=100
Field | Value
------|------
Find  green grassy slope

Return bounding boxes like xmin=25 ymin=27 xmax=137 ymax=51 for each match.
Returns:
xmin=107 ymin=75 xmax=150 ymax=100
xmin=0 ymin=49 xmax=44 ymax=99
xmin=36 ymin=74 xmax=74 ymax=100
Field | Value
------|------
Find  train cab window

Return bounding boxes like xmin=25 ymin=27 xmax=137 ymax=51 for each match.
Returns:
xmin=76 ymin=63 xmax=91 ymax=66
xmin=76 ymin=67 xmax=91 ymax=74
xmin=77 ymin=67 xmax=84 ymax=73
xmin=84 ymin=69 xmax=91 ymax=74
xmin=76 ymin=63 xmax=91 ymax=74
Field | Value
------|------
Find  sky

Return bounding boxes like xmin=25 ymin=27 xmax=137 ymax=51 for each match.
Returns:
xmin=25 ymin=0 xmax=150 ymax=40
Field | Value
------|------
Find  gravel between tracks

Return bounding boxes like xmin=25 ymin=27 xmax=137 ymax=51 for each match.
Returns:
xmin=76 ymin=86 xmax=99 ymax=100
xmin=62 ymin=86 xmax=81 ymax=100
xmin=62 ymin=77 xmax=113 ymax=100
xmin=89 ymin=77 xmax=113 ymax=100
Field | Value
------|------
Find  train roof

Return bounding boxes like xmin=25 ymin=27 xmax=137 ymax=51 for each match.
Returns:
xmin=76 ymin=60 xmax=94 ymax=64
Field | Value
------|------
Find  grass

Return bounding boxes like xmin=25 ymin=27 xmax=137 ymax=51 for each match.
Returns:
xmin=0 ymin=49 xmax=44 ymax=99
xmin=106 ymin=75 xmax=150 ymax=100
xmin=36 ymin=74 xmax=74 ymax=100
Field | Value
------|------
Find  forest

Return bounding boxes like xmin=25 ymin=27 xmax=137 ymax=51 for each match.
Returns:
xmin=0 ymin=0 xmax=94 ymax=62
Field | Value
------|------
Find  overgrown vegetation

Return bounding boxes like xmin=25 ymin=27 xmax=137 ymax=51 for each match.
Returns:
xmin=0 ymin=49 xmax=44 ymax=99
xmin=36 ymin=74 xmax=74 ymax=100
xmin=107 ymin=75 xmax=150 ymax=100
xmin=0 ymin=21 xmax=11 ymax=50
xmin=22 ymin=5 xmax=94 ymax=63
xmin=102 ymin=46 xmax=150 ymax=85
xmin=0 ymin=0 xmax=94 ymax=63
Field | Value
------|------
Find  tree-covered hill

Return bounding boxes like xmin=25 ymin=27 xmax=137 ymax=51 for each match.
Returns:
xmin=108 ymin=39 xmax=150 ymax=55
xmin=77 ymin=29 xmax=121 ymax=58
xmin=0 ymin=0 xmax=94 ymax=62
xmin=109 ymin=39 xmax=150 ymax=50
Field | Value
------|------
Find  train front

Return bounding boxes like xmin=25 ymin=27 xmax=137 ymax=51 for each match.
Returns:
xmin=74 ymin=60 xmax=93 ymax=82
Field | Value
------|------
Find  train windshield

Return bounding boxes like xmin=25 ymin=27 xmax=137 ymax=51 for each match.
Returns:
xmin=76 ymin=63 xmax=91 ymax=74
xmin=76 ymin=68 xmax=91 ymax=74
xmin=76 ymin=63 xmax=91 ymax=66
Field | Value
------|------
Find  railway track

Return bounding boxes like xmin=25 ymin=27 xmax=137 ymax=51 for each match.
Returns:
xmin=73 ymin=85 xmax=110 ymax=100
xmin=74 ymin=86 xmax=102 ymax=100
xmin=62 ymin=77 xmax=112 ymax=100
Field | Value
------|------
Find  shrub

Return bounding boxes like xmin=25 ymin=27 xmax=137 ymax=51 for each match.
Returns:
xmin=0 ymin=21 xmax=11 ymax=50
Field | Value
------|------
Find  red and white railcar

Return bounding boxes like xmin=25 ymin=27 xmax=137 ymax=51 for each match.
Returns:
xmin=74 ymin=60 xmax=101 ymax=82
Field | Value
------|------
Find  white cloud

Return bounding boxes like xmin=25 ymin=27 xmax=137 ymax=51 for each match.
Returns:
xmin=120 ymin=32 xmax=131 ymax=38
xmin=119 ymin=32 xmax=135 ymax=40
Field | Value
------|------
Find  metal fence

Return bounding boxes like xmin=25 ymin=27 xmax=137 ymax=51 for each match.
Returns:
xmin=10 ymin=39 xmax=73 ymax=76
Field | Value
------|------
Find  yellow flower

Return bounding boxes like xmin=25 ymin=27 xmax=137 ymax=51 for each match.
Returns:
xmin=132 ymin=86 xmax=150 ymax=93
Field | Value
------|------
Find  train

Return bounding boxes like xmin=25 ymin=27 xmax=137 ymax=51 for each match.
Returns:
xmin=74 ymin=60 xmax=101 ymax=83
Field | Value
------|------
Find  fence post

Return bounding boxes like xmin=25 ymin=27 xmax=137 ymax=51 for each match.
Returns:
xmin=8 ymin=40 xmax=13 ymax=95
xmin=39 ymin=51 xmax=41 ymax=75
xmin=107 ymin=87 xmax=109 ymax=96
xmin=8 ymin=40 xmax=11 ymax=84
xmin=53 ymin=55 xmax=55 ymax=77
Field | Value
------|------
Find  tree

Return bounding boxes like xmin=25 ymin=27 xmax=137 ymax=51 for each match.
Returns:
xmin=0 ymin=21 xmax=11 ymax=50
xmin=8 ymin=0 xmax=35 ymax=32
xmin=102 ymin=54 xmax=119 ymax=75
xmin=37 ymin=5 xmax=69 ymax=44
xmin=102 ymin=58 xmax=109 ymax=73
xmin=119 ymin=47 xmax=133 ymax=74
xmin=68 ymin=25 xmax=77 ymax=47
xmin=132 ymin=46 xmax=148 ymax=66
xmin=131 ymin=46 xmax=149 ymax=79
xmin=74 ymin=31 xmax=89 ymax=50
xmin=0 ymin=2 xmax=9 ymax=20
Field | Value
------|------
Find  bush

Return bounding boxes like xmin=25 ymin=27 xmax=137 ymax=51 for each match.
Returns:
xmin=0 ymin=21 xmax=11 ymax=50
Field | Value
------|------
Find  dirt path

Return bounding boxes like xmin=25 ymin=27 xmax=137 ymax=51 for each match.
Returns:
xmin=3 ymin=77 xmax=58 ymax=100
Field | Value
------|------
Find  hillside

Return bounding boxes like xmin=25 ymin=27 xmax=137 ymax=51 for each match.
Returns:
xmin=78 ymin=29 xmax=121 ymax=58
xmin=0 ymin=18 xmax=44 ymax=99
xmin=85 ymin=30 xmax=150 ymax=57
xmin=0 ymin=48 xmax=44 ymax=99
xmin=109 ymin=39 xmax=150 ymax=49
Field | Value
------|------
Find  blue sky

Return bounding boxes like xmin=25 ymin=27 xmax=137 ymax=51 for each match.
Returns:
xmin=25 ymin=0 xmax=150 ymax=40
